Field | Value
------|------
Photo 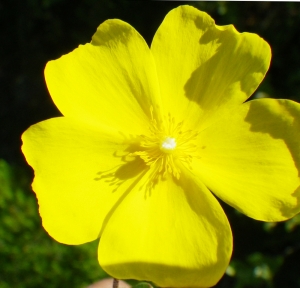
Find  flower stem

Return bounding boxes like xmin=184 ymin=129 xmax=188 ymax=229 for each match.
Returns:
xmin=112 ymin=278 xmax=119 ymax=288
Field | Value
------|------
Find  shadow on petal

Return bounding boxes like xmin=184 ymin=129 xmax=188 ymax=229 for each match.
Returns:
xmin=102 ymin=261 xmax=225 ymax=288
xmin=244 ymin=100 xmax=300 ymax=175
xmin=94 ymin=144 xmax=150 ymax=238
xmin=184 ymin=26 xmax=267 ymax=109
xmin=91 ymin=20 xmax=133 ymax=47
xmin=244 ymin=99 xmax=300 ymax=217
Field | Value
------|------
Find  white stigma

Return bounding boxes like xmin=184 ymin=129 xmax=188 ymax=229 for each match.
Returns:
xmin=160 ymin=137 xmax=177 ymax=153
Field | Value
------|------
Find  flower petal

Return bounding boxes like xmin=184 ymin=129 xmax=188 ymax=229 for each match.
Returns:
xmin=45 ymin=19 xmax=161 ymax=135
xmin=98 ymin=169 xmax=232 ymax=288
xmin=21 ymin=117 xmax=146 ymax=244
xmin=194 ymin=99 xmax=300 ymax=221
xmin=151 ymin=5 xmax=271 ymax=130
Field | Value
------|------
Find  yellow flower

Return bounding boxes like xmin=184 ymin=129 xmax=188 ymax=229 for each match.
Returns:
xmin=21 ymin=5 xmax=300 ymax=288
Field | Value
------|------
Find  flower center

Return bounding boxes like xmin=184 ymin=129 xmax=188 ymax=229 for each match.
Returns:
xmin=97 ymin=109 xmax=199 ymax=193
xmin=131 ymin=108 xmax=199 ymax=183
xmin=160 ymin=137 xmax=176 ymax=153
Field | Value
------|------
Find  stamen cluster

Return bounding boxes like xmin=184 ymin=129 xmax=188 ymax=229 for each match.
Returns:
xmin=132 ymin=109 xmax=199 ymax=183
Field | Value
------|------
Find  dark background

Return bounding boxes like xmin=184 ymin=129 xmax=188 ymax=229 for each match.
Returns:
xmin=1 ymin=1 xmax=300 ymax=287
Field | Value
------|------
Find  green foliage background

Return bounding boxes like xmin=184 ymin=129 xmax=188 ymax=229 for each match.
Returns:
xmin=1 ymin=1 xmax=300 ymax=287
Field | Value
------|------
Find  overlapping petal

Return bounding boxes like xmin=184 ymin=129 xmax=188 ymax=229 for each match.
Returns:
xmin=22 ymin=117 xmax=146 ymax=244
xmin=151 ymin=5 xmax=271 ymax=130
xmin=98 ymin=167 xmax=232 ymax=288
xmin=193 ymin=99 xmax=300 ymax=221
xmin=45 ymin=19 xmax=162 ymax=135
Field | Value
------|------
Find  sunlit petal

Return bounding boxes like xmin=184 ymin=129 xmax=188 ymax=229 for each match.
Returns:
xmin=22 ymin=117 xmax=145 ymax=244
xmin=99 ymin=167 xmax=232 ymax=288
xmin=45 ymin=19 xmax=161 ymax=135
xmin=151 ymin=5 xmax=271 ymax=130
xmin=194 ymin=99 xmax=300 ymax=221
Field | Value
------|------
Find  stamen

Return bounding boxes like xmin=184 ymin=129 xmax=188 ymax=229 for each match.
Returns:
xmin=131 ymin=108 xmax=199 ymax=187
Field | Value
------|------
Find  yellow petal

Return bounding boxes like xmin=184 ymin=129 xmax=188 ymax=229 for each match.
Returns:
xmin=151 ymin=5 xmax=271 ymax=130
xmin=194 ymin=99 xmax=300 ymax=221
xmin=98 ymin=168 xmax=232 ymax=288
xmin=45 ymin=19 xmax=161 ymax=135
xmin=21 ymin=117 xmax=146 ymax=244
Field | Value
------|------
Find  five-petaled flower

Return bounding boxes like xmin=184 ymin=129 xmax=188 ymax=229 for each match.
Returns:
xmin=22 ymin=5 xmax=300 ymax=288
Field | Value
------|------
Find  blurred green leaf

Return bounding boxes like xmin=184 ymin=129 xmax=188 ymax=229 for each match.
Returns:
xmin=285 ymin=214 xmax=300 ymax=232
xmin=0 ymin=159 xmax=107 ymax=287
